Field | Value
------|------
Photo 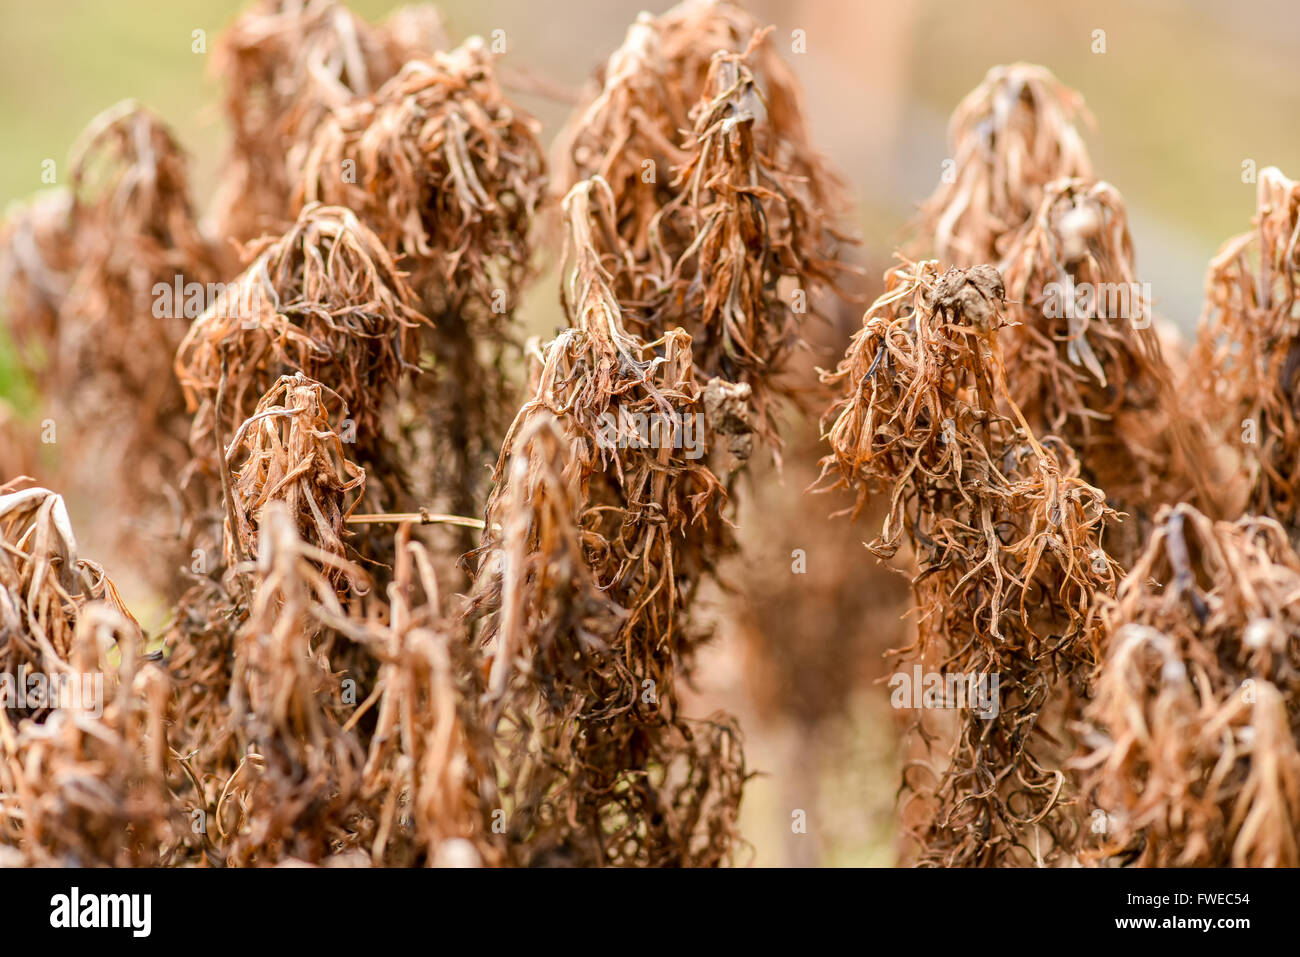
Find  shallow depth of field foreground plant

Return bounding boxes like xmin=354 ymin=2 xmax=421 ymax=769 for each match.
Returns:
xmin=0 ymin=0 xmax=1297 ymax=870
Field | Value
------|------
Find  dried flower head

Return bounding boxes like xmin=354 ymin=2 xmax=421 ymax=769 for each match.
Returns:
xmin=914 ymin=63 xmax=1093 ymax=266
xmin=209 ymin=0 xmax=447 ymax=243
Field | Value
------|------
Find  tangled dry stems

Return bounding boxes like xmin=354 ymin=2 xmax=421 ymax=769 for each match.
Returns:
xmin=819 ymin=260 xmax=1119 ymax=864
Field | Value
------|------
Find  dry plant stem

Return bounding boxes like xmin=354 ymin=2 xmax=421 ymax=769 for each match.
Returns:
xmin=347 ymin=512 xmax=485 ymax=529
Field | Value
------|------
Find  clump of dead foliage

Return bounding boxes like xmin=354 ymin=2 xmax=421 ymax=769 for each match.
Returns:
xmin=224 ymin=374 xmax=367 ymax=594
xmin=1192 ymin=167 xmax=1300 ymax=537
xmin=560 ymin=5 xmax=854 ymax=445
xmin=0 ymin=484 xmax=177 ymax=865
xmin=209 ymin=0 xmax=448 ymax=243
xmin=819 ymin=260 xmax=1119 ymax=865
xmin=175 ymin=203 xmax=424 ymax=471
xmin=297 ymin=35 xmax=547 ymax=529
xmin=8 ymin=0 xmax=1300 ymax=873
xmin=913 ymin=63 xmax=1093 ymax=267
xmin=1076 ymin=505 xmax=1300 ymax=867
xmin=467 ymin=180 xmax=747 ymax=866
xmin=998 ymin=178 xmax=1210 ymax=540
xmin=0 ymin=103 xmax=228 ymax=594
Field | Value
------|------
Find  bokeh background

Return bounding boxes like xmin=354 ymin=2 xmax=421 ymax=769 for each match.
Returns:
xmin=1 ymin=0 xmax=1296 ymax=865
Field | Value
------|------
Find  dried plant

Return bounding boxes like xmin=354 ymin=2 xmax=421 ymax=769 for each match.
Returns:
xmin=0 ymin=488 xmax=174 ymax=866
xmin=160 ymin=508 xmax=497 ymax=867
xmin=225 ymin=374 xmax=366 ymax=593
xmin=0 ymin=103 xmax=226 ymax=593
xmin=561 ymin=8 xmax=853 ymax=446
xmin=297 ymin=37 xmax=547 ymax=527
xmin=468 ymin=179 xmax=746 ymax=865
xmin=9 ymin=0 xmax=1300 ymax=874
xmin=1192 ymin=167 xmax=1300 ymax=537
xmin=559 ymin=0 xmax=826 ymax=260
xmin=819 ymin=261 xmax=1118 ymax=865
xmin=209 ymin=0 xmax=447 ymax=243
xmin=0 ymin=189 xmax=74 ymax=370
xmin=0 ymin=484 xmax=140 ymax=717
xmin=913 ymin=63 xmax=1093 ymax=267
xmin=1 ymin=604 xmax=178 ymax=866
xmin=1077 ymin=505 xmax=1300 ymax=867
xmin=353 ymin=523 xmax=499 ymax=866
xmin=299 ymin=40 xmax=544 ymax=332
xmin=175 ymin=204 xmax=425 ymax=477
xmin=999 ymin=179 xmax=1211 ymax=538
xmin=641 ymin=44 xmax=852 ymax=444
xmin=216 ymin=502 xmax=371 ymax=865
